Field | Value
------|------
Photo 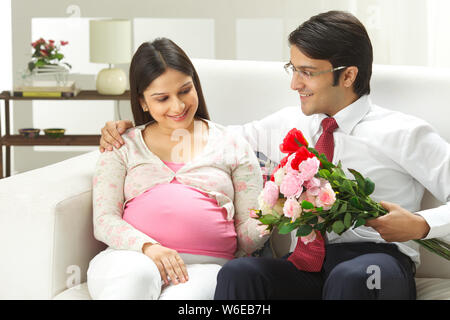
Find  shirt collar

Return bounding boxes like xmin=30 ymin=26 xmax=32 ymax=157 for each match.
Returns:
xmin=311 ymin=95 xmax=371 ymax=136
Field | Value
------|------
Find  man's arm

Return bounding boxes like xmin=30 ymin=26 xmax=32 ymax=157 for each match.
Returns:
xmin=228 ymin=107 xmax=296 ymax=163
xmin=367 ymin=120 xmax=450 ymax=242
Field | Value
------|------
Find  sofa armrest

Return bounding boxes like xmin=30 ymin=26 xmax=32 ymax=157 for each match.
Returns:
xmin=0 ymin=151 xmax=105 ymax=299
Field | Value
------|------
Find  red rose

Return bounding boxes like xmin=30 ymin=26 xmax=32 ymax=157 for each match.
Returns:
xmin=279 ymin=128 xmax=308 ymax=154
xmin=290 ymin=146 xmax=316 ymax=170
xmin=40 ymin=50 xmax=49 ymax=57
xmin=60 ymin=40 xmax=69 ymax=46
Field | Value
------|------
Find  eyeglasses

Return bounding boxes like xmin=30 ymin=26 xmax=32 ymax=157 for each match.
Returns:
xmin=284 ymin=62 xmax=347 ymax=80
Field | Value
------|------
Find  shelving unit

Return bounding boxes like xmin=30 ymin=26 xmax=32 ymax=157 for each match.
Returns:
xmin=0 ymin=90 xmax=130 ymax=178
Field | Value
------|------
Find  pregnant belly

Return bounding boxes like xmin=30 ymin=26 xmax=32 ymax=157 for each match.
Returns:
xmin=123 ymin=182 xmax=237 ymax=258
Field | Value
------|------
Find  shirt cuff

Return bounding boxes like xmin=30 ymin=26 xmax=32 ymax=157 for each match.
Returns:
xmin=415 ymin=203 xmax=450 ymax=239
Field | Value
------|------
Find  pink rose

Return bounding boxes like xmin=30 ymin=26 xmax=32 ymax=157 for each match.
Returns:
xmin=249 ymin=209 xmax=259 ymax=219
xmin=316 ymin=183 xmax=336 ymax=210
xmin=285 ymin=153 xmax=299 ymax=174
xmin=301 ymin=230 xmax=317 ymax=245
xmin=298 ymin=192 xmax=317 ymax=211
xmin=262 ymin=181 xmax=279 ymax=207
xmin=298 ymin=156 xmax=320 ymax=182
xmin=280 ymin=172 xmax=304 ymax=198
xmin=283 ymin=197 xmax=301 ymax=221
xmin=304 ymin=177 xmax=321 ymax=196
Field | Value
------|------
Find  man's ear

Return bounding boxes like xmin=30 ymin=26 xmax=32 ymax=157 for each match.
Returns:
xmin=342 ymin=66 xmax=358 ymax=88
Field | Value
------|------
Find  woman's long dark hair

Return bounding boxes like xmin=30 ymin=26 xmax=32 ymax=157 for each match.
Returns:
xmin=129 ymin=38 xmax=210 ymax=126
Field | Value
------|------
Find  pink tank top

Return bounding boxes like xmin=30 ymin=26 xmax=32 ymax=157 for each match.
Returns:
xmin=123 ymin=161 xmax=237 ymax=260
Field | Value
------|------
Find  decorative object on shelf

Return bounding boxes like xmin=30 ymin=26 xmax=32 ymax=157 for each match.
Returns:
xmin=18 ymin=128 xmax=40 ymax=138
xmin=44 ymin=128 xmax=66 ymax=138
xmin=21 ymin=38 xmax=72 ymax=87
xmin=13 ymin=80 xmax=80 ymax=98
xmin=89 ymin=19 xmax=131 ymax=95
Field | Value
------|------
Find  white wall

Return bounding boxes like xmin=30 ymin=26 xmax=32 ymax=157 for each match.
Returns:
xmin=7 ymin=0 xmax=450 ymax=175
xmin=0 ymin=0 xmax=12 ymax=173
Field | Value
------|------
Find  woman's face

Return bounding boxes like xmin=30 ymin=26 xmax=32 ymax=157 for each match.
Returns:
xmin=140 ymin=68 xmax=199 ymax=132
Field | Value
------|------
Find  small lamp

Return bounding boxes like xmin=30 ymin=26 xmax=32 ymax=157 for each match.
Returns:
xmin=89 ymin=19 xmax=131 ymax=95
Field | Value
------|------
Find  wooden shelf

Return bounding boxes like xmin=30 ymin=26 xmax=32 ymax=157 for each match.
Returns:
xmin=0 ymin=134 xmax=100 ymax=146
xmin=1 ymin=90 xmax=128 ymax=178
xmin=0 ymin=90 xmax=130 ymax=101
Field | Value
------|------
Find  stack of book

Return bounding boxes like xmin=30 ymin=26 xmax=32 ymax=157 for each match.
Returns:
xmin=13 ymin=80 xmax=80 ymax=98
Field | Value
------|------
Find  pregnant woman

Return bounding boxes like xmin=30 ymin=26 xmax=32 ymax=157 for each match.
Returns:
xmin=87 ymin=38 xmax=268 ymax=300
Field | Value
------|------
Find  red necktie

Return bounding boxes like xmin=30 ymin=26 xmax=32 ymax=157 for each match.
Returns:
xmin=287 ymin=117 xmax=338 ymax=272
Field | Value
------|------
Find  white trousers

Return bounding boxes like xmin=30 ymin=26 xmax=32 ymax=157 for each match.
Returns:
xmin=87 ymin=248 xmax=225 ymax=300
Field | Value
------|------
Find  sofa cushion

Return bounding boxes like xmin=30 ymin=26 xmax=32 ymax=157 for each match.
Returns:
xmin=54 ymin=279 xmax=450 ymax=300
xmin=415 ymin=278 xmax=450 ymax=300
xmin=53 ymin=283 xmax=91 ymax=300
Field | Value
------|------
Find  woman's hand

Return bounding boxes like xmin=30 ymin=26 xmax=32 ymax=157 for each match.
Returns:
xmin=142 ymin=243 xmax=189 ymax=286
xmin=99 ymin=120 xmax=134 ymax=152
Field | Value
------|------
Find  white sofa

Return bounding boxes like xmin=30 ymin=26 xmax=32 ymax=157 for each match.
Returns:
xmin=0 ymin=59 xmax=449 ymax=300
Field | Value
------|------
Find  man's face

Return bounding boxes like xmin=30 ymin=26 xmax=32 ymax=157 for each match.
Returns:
xmin=289 ymin=45 xmax=345 ymax=117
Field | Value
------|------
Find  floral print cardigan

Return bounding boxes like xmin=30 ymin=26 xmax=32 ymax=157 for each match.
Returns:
xmin=92 ymin=120 xmax=268 ymax=257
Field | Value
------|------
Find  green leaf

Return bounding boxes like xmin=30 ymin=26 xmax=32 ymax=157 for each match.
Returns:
xmin=329 ymin=200 xmax=340 ymax=213
xmin=332 ymin=180 xmax=341 ymax=187
xmin=318 ymin=169 xmax=331 ymax=179
xmin=296 ymin=224 xmax=313 ymax=237
xmin=301 ymin=211 xmax=313 ymax=218
xmin=354 ymin=218 xmax=366 ymax=228
xmin=259 ymin=214 xmax=279 ymax=225
xmin=28 ymin=62 xmax=35 ymax=72
xmin=301 ymin=200 xmax=314 ymax=210
xmin=308 ymin=216 xmax=318 ymax=225
xmin=338 ymin=202 xmax=348 ymax=214
xmin=278 ymin=221 xmax=298 ymax=234
xmin=331 ymin=167 xmax=346 ymax=180
xmin=344 ymin=212 xmax=352 ymax=228
xmin=314 ymin=222 xmax=326 ymax=231
xmin=364 ymin=178 xmax=375 ymax=195
xmin=348 ymin=168 xmax=366 ymax=191
xmin=332 ymin=220 xmax=345 ymax=234
xmin=341 ymin=180 xmax=355 ymax=194
xmin=349 ymin=196 xmax=364 ymax=210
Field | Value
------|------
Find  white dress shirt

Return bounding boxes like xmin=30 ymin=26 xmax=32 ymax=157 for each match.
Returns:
xmin=229 ymin=95 xmax=450 ymax=266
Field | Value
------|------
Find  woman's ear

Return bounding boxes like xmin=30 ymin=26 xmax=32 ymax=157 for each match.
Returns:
xmin=342 ymin=66 xmax=358 ymax=88
xmin=139 ymin=97 xmax=148 ymax=112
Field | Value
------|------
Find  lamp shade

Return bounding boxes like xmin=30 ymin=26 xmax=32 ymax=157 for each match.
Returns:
xmin=89 ymin=19 xmax=131 ymax=64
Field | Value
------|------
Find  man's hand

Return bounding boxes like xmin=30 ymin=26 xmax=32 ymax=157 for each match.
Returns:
xmin=99 ymin=120 xmax=134 ymax=152
xmin=365 ymin=201 xmax=430 ymax=242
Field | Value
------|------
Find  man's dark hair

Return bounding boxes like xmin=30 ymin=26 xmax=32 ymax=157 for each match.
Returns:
xmin=288 ymin=10 xmax=373 ymax=97
xmin=129 ymin=38 xmax=210 ymax=126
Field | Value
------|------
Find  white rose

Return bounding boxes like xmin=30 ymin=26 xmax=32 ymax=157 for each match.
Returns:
xmin=274 ymin=166 xmax=286 ymax=187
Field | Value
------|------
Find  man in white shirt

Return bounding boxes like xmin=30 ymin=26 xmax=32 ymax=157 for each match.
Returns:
xmin=99 ymin=11 xmax=450 ymax=299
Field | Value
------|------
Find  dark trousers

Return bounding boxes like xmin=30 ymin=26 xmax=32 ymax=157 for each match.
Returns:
xmin=214 ymin=242 xmax=416 ymax=300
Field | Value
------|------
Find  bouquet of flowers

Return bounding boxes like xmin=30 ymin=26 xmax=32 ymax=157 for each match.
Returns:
xmin=251 ymin=128 xmax=450 ymax=260
xmin=28 ymin=38 xmax=71 ymax=72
